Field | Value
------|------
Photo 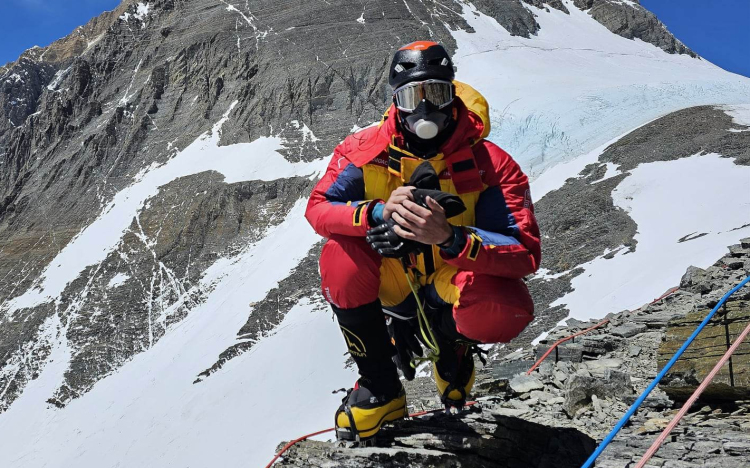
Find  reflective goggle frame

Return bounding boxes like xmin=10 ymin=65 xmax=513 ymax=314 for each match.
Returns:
xmin=393 ymin=79 xmax=454 ymax=112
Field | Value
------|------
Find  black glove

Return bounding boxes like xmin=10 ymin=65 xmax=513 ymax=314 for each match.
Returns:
xmin=412 ymin=188 xmax=466 ymax=218
xmin=409 ymin=161 xmax=467 ymax=218
xmin=366 ymin=219 xmax=423 ymax=258
xmin=386 ymin=315 xmax=424 ymax=381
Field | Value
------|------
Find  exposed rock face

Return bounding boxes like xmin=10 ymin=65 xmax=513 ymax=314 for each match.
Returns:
xmin=659 ymin=249 xmax=750 ymax=402
xmin=0 ymin=2 xmax=129 ymax=141
xmin=471 ymin=0 xmax=570 ymax=38
xmin=0 ymin=57 xmax=57 ymax=132
xmin=535 ymin=168 xmax=637 ymax=273
xmin=277 ymin=412 xmax=595 ymax=467
xmin=601 ymin=106 xmax=750 ymax=169
xmin=573 ymin=0 xmax=696 ymax=56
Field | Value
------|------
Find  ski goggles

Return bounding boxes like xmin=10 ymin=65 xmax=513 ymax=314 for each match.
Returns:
xmin=393 ymin=79 xmax=454 ymax=112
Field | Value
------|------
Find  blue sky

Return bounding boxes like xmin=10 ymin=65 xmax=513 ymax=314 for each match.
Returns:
xmin=0 ymin=0 xmax=121 ymax=66
xmin=641 ymin=0 xmax=750 ymax=77
xmin=0 ymin=0 xmax=748 ymax=78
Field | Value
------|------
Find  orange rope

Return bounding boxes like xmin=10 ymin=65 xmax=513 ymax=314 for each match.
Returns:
xmin=265 ymin=401 xmax=477 ymax=467
xmin=526 ymin=319 xmax=609 ymax=375
xmin=264 ymin=427 xmax=335 ymax=468
xmin=526 ymin=285 xmax=678 ymax=376
xmin=650 ymin=287 xmax=678 ymax=305
xmin=526 ymin=285 xmax=676 ymax=376
xmin=633 ymin=320 xmax=750 ymax=468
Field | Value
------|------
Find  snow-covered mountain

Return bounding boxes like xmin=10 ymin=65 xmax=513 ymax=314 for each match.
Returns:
xmin=0 ymin=1 xmax=748 ymax=467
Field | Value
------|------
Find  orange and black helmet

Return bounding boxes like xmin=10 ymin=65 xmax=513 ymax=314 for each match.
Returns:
xmin=388 ymin=41 xmax=455 ymax=89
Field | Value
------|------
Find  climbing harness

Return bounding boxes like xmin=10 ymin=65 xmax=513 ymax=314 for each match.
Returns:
xmin=580 ymin=275 xmax=750 ymax=468
xmin=401 ymin=255 xmax=489 ymax=411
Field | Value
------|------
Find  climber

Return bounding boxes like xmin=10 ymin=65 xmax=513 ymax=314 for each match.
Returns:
xmin=304 ymin=41 xmax=541 ymax=442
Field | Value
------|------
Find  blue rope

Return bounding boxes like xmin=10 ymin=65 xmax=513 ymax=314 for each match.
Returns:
xmin=581 ymin=274 xmax=750 ymax=468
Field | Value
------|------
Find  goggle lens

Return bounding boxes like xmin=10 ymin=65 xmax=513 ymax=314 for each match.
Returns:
xmin=394 ymin=80 xmax=454 ymax=112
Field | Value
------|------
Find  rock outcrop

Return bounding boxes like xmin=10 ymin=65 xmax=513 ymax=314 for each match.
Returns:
xmin=573 ymin=0 xmax=695 ymax=56
xmin=658 ymin=239 xmax=750 ymax=402
xmin=277 ymin=411 xmax=595 ymax=467
xmin=659 ymin=298 xmax=750 ymax=402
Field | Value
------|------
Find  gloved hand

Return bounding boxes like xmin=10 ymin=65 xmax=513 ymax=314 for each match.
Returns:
xmin=386 ymin=315 xmax=424 ymax=381
xmin=366 ymin=218 xmax=423 ymax=258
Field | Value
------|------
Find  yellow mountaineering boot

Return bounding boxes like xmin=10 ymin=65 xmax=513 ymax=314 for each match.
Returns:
xmin=432 ymin=344 xmax=477 ymax=408
xmin=335 ymin=381 xmax=407 ymax=442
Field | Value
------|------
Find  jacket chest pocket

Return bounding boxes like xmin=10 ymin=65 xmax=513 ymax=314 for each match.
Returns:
xmin=363 ymin=165 xmax=401 ymax=201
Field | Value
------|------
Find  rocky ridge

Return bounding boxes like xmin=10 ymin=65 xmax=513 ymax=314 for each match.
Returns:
xmin=277 ymin=239 xmax=750 ymax=466
xmin=572 ymin=0 xmax=695 ymax=56
xmin=0 ymin=1 xmax=129 ymax=139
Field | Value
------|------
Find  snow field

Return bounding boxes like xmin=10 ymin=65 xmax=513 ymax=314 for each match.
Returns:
xmin=0 ymin=200 xmax=357 ymax=468
xmin=107 ymin=272 xmax=130 ymax=288
xmin=552 ymin=153 xmax=750 ymax=320
xmin=722 ymin=104 xmax=750 ymax=130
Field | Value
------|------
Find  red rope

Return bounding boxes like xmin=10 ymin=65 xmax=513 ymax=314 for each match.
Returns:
xmin=526 ymin=319 xmax=609 ymax=375
xmin=525 ymin=285 xmax=676 ymax=376
xmin=650 ymin=287 xmax=678 ymax=305
xmin=634 ymin=319 xmax=750 ymax=468
xmin=265 ymin=401 xmax=477 ymax=467
xmin=264 ymin=427 xmax=335 ymax=468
